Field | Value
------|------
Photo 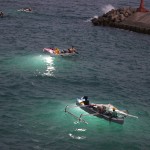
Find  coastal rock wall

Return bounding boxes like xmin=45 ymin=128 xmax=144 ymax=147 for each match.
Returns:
xmin=92 ymin=7 xmax=150 ymax=34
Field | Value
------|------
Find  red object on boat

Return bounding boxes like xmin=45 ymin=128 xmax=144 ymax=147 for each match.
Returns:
xmin=137 ymin=0 xmax=149 ymax=12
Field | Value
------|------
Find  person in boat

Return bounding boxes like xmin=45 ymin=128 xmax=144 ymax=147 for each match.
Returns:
xmin=67 ymin=48 xmax=72 ymax=53
xmin=54 ymin=48 xmax=60 ymax=54
xmin=28 ymin=8 xmax=32 ymax=11
xmin=67 ymin=46 xmax=76 ymax=53
xmin=0 ymin=11 xmax=4 ymax=18
xmin=24 ymin=8 xmax=32 ymax=12
xmin=111 ymin=108 xmax=118 ymax=118
xmin=83 ymin=96 xmax=89 ymax=105
xmin=70 ymin=46 xmax=78 ymax=54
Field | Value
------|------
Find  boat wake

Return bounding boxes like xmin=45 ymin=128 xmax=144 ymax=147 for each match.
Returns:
xmin=85 ymin=16 xmax=98 ymax=22
xmin=74 ymin=121 xmax=80 ymax=124
xmin=75 ymin=128 xmax=86 ymax=132
xmin=68 ymin=133 xmax=86 ymax=140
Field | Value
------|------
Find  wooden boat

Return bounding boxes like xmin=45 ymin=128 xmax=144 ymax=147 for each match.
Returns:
xmin=65 ymin=97 xmax=138 ymax=125
xmin=17 ymin=8 xmax=32 ymax=12
xmin=43 ymin=47 xmax=78 ymax=57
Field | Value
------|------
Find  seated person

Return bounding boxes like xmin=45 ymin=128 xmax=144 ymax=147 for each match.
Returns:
xmin=68 ymin=49 xmax=72 ymax=53
xmin=83 ymin=96 xmax=89 ymax=105
xmin=111 ymin=108 xmax=117 ymax=118
xmin=70 ymin=46 xmax=78 ymax=53
xmin=54 ymin=48 xmax=60 ymax=54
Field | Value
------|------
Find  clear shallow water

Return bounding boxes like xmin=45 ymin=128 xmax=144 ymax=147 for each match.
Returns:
xmin=0 ymin=0 xmax=150 ymax=150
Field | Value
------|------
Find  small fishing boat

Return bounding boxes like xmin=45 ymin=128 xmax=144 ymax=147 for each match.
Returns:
xmin=43 ymin=47 xmax=78 ymax=57
xmin=17 ymin=8 xmax=32 ymax=12
xmin=65 ymin=97 xmax=138 ymax=125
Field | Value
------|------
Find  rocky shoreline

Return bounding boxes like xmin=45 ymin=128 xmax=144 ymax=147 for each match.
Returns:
xmin=91 ymin=7 xmax=150 ymax=34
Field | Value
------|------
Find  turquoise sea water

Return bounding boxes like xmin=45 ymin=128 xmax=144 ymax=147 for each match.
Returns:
xmin=0 ymin=0 xmax=150 ymax=150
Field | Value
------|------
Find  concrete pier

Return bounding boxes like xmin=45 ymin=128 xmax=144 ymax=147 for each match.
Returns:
xmin=91 ymin=7 xmax=150 ymax=34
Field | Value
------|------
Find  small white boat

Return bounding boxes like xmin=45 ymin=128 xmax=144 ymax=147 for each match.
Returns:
xmin=65 ymin=97 xmax=138 ymax=125
xmin=43 ymin=47 xmax=78 ymax=57
xmin=17 ymin=8 xmax=32 ymax=12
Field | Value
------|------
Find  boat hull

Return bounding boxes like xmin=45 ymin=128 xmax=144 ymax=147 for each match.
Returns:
xmin=76 ymin=99 xmax=124 ymax=125
xmin=43 ymin=48 xmax=76 ymax=57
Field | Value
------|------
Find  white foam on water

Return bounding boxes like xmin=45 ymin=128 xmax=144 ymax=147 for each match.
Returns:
xmin=68 ymin=133 xmax=86 ymax=140
xmin=85 ymin=15 xmax=98 ymax=22
xmin=75 ymin=128 xmax=86 ymax=132
xmin=102 ymin=4 xmax=115 ymax=14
